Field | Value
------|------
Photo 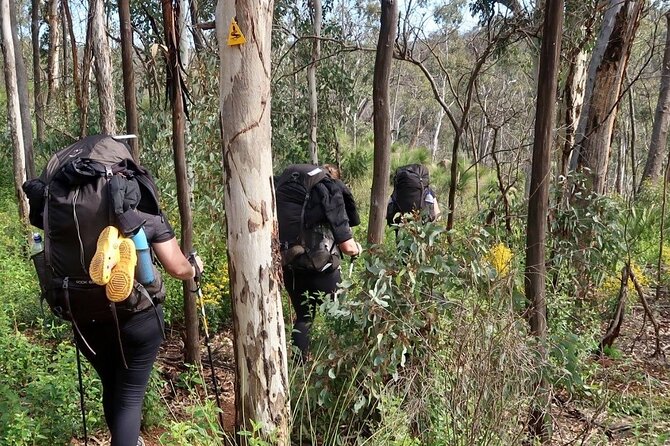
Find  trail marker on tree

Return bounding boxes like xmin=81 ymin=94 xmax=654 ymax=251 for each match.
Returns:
xmin=228 ymin=18 xmax=246 ymax=46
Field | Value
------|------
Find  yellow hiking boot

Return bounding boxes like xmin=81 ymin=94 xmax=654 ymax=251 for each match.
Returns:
xmin=106 ymin=237 xmax=137 ymax=302
xmin=89 ymin=226 xmax=121 ymax=285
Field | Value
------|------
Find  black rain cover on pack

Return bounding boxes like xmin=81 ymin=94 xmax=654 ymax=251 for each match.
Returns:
xmin=386 ymin=164 xmax=434 ymax=225
xmin=275 ymin=164 xmax=340 ymax=272
xmin=23 ymin=135 xmax=164 ymax=322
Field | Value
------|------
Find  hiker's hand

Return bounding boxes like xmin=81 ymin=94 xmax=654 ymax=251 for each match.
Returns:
xmin=188 ymin=253 xmax=204 ymax=281
xmin=338 ymin=238 xmax=360 ymax=257
xmin=353 ymin=241 xmax=363 ymax=258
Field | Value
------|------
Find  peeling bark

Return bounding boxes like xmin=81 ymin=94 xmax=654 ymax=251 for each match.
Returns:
xmin=217 ymin=0 xmax=290 ymax=442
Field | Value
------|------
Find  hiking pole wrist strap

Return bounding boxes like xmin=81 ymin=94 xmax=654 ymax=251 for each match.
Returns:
xmin=188 ymin=252 xmax=202 ymax=282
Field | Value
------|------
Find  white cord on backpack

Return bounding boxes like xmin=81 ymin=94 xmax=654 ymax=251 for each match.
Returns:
xmin=72 ymin=187 xmax=87 ymax=272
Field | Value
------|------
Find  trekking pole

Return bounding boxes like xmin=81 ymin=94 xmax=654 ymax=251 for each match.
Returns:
xmin=75 ymin=343 xmax=88 ymax=446
xmin=190 ymin=251 xmax=225 ymax=430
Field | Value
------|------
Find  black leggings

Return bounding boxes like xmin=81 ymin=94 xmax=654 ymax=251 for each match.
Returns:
xmin=283 ymin=268 xmax=340 ymax=355
xmin=74 ymin=306 xmax=164 ymax=446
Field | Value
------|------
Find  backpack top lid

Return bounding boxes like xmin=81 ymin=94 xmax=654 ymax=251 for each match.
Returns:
xmin=41 ymin=135 xmax=134 ymax=184
xmin=276 ymin=164 xmax=328 ymax=194
xmin=394 ymin=163 xmax=429 ymax=187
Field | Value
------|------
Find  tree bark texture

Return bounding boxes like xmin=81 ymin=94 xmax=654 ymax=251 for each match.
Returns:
xmin=10 ymin=0 xmax=35 ymax=179
xmin=46 ymin=0 xmax=60 ymax=103
xmin=307 ymin=0 xmax=321 ymax=164
xmin=189 ymin=0 xmax=205 ymax=53
xmin=60 ymin=0 xmax=67 ymax=106
xmin=368 ymin=0 xmax=398 ymax=245
xmin=640 ymin=12 xmax=670 ymax=185
xmin=615 ymin=127 xmax=627 ymax=194
xmin=62 ymin=0 xmax=79 ymax=108
xmin=178 ymin=0 xmax=190 ymax=68
xmin=558 ymin=46 xmax=587 ymax=180
xmin=216 ymin=0 xmax=290 ymax=442
xmin=90 ymin=0 xmax=116 ymax=134
xmin=570 ymin=0 xmax=644 ymax=195
xmin=118 ymin=0 xmax=139 ymax=160
xmin=161 ymin=0 xmax=200 ymax=366
xmin=32 ymin=0 xmax=44 ymax=141
xmin=79 ymin=17 xmax=93 ymax=137
xmin=1 ymin=0 xmax=29 ymax=223
xmin=525 ymin=0 xmax=563 ymax=441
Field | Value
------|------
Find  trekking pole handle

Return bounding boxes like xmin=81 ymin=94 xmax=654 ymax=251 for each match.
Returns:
xmin=188 ymin=250 xmax=203 ymax=282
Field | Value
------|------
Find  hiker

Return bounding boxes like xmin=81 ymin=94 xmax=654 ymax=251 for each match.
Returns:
xmin=275 ymin=164 xmax=362 ymax=360
xmin=386 ymin=163 xmax=441 ymax=228
xmin=23 ymin=135 xmax=204 ymax=446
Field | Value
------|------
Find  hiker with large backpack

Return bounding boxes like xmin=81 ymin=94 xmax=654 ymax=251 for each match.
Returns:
xmin=386 ymin=163 xmax=441 ymax=227
xmin=275 ymin=164 xmax=362 ymax=361
xmin=23 ymin=135 xmax=204 ymax=446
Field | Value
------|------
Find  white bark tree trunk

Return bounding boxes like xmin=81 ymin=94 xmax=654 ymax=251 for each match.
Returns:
xmin=307 ymin=0 xmax=321 ymax=164
xmin=641 ymin=12 xmax=670 ymax=184
xmin=10 ymin=0 xmax=35 ymax=179
xmin=569 ymin=0 xmax=644 ymax=194
xmin=431 ymin=76 xmax=447 ymax=161
xmin=558 ymin=45 xmax=587 ymax=180
xmin=1 ymin=0 xmax=29 ymax=222
xmin=90 ymin=0 xmax=116 ymax=134
xmin=179 ymin=0 xmax=190 ymax=69
xmin=615 ymin=126 xmax=627 ymax=194
xmin=46 ymin=0 xmax=60 ymax=102
xmin=216 ymin=0 xmax=290 ymax=443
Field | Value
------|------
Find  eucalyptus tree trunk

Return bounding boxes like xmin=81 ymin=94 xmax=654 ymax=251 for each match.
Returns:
xmin=615 ymin=125 xmax=628 ymax=195
xmin=62 ymin=0 xmax=80 ymax=110
xmin=118 ymin=0 xmax=139 ymax=160
xmin=189 ymin=0 xmax=204 ymax=53
xmin=161 ymin=0 xmax=199 ymax=366
xmin=570 ymin=0 xmax=644 ymax=195
xmin=90 ymin=0 xmax=116 ymax=134
xmin=640 ymin=12 xmax=670 ymax=186
xmin=628 ymin=84 xmax=638 ymax=195
xmin=179 ymin=0 xmax=190 ymax=68
xmin=79 ymin=18 xmax=93 ymax=137
xmin=1 ymin=0 xmax=29 ymax=223
xmin=216 ymin=0 xmax=290 ymax=442
xmin=368 ymin=0 xmax=398 ymax=245
xmin=31 ymin=0 xmax=44 ymax=142
xmin=46 ymin=0 xmax=60 ymax=103
xmin=10 ymin=0 xmax=35 ymax=179
xmin=60 ymin=0 xmax=67 ymax=107
xmin=558 ymin=46 xmax=587 ymax=180
xmin=525 ymin=0 xmax=563 ymax=441
xmin=391 ymin=70 xmax=401 ymax=143
xmin=431 ymin=76 xmax=446 ymax=161
xmin=307 ymin=0 xmax=322 ymax=164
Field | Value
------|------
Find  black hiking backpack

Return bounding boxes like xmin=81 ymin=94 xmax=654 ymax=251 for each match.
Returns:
xmin=386 ymin=164 xmax=437 ymax=225
xmin=275 ymin=164 xmax=341 ymax=272
xmin=23 ymin=135 xmax=166 ymax=326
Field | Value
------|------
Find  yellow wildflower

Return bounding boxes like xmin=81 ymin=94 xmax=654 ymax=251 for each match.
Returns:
xmin=199 ymin=262 xmax=231 ymax=305
xmin=599 ymin=262 xmax=648 ymax=297
xmin=486 ymin=243 xmax=513 ymax=275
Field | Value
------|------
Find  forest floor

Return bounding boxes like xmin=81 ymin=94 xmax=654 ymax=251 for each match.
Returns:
xmin=550 ymin=299 xmax=670 ymax=445
xmin=71 ymin=301 xmax=669 ymax=446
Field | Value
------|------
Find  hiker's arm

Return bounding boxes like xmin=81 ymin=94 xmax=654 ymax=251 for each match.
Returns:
xmin=152 ymin=238 xmax=200 ymax=280
xmin=433 ymin=198 xmax=442 ymax=220
xmin=318 ymin=183 xmax=353 ymax=243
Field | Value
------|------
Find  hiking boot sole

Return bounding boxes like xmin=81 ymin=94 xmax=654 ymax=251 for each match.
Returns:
xmin=106 ymin=238 xmax=137 ymax=302
xmin=89 ymin=226 xmax=121 ymax=285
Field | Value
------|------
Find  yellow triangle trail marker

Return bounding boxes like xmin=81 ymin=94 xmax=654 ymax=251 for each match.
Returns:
xmin=227 ymin=18 xmax=246 ymax=46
